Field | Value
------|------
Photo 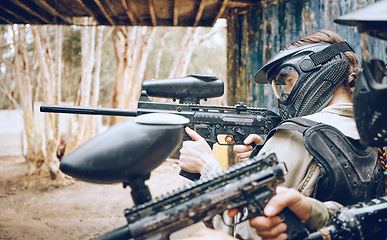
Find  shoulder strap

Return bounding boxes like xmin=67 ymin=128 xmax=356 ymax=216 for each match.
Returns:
xmin=250 ymin=117 xmax=320 ymax=157
xmin=267 ymin=117 xmax=320 ymax=139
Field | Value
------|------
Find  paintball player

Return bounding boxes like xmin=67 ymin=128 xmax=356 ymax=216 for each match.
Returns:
xmin=179 ymin=29 xmax=385 ymax=239
xmin=184 ymin=51 xmax=387 ymax=240
xmin=181 ymin=32 xmax=387 ymax=240
xmin=244 ymin=4 xmax=387 ymax=238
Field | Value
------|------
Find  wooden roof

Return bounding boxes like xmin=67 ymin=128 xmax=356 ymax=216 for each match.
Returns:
xmin=0 ymin=0 xmax=257 ymax=26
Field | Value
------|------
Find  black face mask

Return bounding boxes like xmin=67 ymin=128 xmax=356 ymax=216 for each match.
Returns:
xmin=354 ymin=59 xmax=387 ymax=147
xmin=255 ymin=41 xmax=355 ymax=120
xmin=277 ymin=100 xmax=296 ymax=120
xmin=278 ymin=56 xmax=350 ymax=119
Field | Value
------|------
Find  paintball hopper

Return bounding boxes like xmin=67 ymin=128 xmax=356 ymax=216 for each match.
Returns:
xmin=142 ymin=74 xmax=224 ymax=103
xmin=59 ymin=113 xmax=189 ymax=184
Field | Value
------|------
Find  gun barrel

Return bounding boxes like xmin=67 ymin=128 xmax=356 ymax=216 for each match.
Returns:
xmin=92 ymin=225 xmax=131 ymax=240
xmin=305 ymin=196 xmax=387 ymax=240
xmin=40 ymin=104 xmax=138 ymax=117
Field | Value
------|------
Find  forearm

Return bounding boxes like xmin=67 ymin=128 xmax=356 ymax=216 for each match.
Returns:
xmin=304 ymin=197 xmax=334 ymax=231
xmin=200 ymin=158 xmax=222 ymax=178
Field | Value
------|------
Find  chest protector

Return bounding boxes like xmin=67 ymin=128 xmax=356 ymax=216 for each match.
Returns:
xmin=261 ymin=117 xmax=385 ymax=206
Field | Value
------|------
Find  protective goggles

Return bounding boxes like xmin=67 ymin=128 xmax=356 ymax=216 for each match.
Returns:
xmin=270 ymin=66 xmax=300 ymax=100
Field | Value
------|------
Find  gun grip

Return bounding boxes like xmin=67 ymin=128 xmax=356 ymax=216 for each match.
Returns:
xmin=249 ymin=143 xmax=263 ymax=158
xmin=279 ymin=207 xmax=309 ymax=239
xmin=179 ymin=169 xmax=201 ymax=181
xmin=251 ymin=189 xmax=309 ymax=240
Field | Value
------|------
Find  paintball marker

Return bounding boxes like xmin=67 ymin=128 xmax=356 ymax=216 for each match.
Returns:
xmin=41 ymin=74 xmax=282 ymax=181
xmin=91 ymin=152 xmax=309 ymax=240
xmin=306 ymin=196 xmax=387 ymax=240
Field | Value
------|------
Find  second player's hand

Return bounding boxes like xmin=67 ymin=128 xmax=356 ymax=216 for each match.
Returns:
xmin=226 ymin=134 xmax=264 ymax=161
xmin=249 ymin=187 xmax=312 ymax=240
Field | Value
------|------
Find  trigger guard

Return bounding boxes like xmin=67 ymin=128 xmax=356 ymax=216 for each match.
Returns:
xmin=218 ymin=142 xmax=235 ymax=146
xmin=222 ymin=208 xmax=249 ymax=228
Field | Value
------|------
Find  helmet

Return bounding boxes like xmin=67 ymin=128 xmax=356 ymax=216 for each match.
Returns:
xmin=353 ymin=59 xmax=387 ymax=147
xmin=254 ymin=41 xmax=354 ymax=119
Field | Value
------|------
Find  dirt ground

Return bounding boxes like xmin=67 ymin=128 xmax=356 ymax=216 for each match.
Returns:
xmin=0 ymin=156 xmax=206 ymax=240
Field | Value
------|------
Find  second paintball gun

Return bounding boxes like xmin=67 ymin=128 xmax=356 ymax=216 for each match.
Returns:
xmin=306 ymin=196 xmax=387 ymax=240
xmin=91 ymin=152 xmax=309 ymax=240
xmin=41 ymin=75 xmax=282 ymax=181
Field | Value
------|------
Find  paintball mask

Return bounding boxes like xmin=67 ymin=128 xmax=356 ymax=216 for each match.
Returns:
xmin=353 ymin=59 xmax=387 ymax=147
xmin=254 ymin=41 xmax=354 ymax=119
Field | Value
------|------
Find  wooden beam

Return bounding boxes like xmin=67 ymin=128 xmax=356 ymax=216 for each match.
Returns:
xmin=226 ymin=0 xmax=254 ymax=8
xmin=92 ymin=0 xmax=116 ymax=25
xmin=0 ymin=8 xmax=15 ymax=24
xmin=173 ymin=0 xmax=178 ymax=26
xmin=193 ymin=0 xmax=205 ymax=27
xmin=73 ymin=0 xmax=102 ymax=24
xmin=120 ymin=0 xmax=137 ymax=25
xmin=11 ymin=0 xmax=51 ymax=24
xmin=212 ymin=0 xmax=228 ymax=26
xmin=0 ymin=1 xmax=39 ymax=24
xmin=148 ymin=0 xmax=157 ymax=26
xmin=36 ymin=0 xmax=73 ymax=24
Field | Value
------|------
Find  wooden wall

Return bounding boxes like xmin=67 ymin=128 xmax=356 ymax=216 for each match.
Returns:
xmin=226 ymin=0 xmax=386 ymax=109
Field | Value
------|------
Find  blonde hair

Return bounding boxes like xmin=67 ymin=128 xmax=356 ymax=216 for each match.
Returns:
xmin=286 ymin=30 xmax=360 ymax=95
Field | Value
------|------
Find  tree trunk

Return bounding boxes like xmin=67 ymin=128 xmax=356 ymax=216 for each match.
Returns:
xmin=65 ymin=21 xmax=96 ymax=155
xmin=13 ymin=26 xmax=45 ymax=182
xmin=89 ymin=26 xmax=104 ymax=136
xmin=109 ymin=26 xmax=155 ymax=126
xmin=126 ymin=27 xmax=156 ymax=108
xmin=154 ymin=29 xmax=168 ymax=80
xmin=31 ymin=25 xmax=67 ymax=184
xmin=63 ymin=56 xmax=73 ymax=103
xmin=168 ymin=28 xmax=198 ymax=78
xmin=168 ymin=27 xmax=223 ymax=78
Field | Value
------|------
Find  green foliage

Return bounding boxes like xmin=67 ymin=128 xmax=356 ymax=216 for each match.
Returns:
xmin=62 ymin=26 xmax=81 ymax=67
xmin=62 ymin=26 xmax=82 ymax=101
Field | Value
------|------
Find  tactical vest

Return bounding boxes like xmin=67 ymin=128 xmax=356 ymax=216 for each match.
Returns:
xmin=256 ymin=117 xmax=385 ymax=206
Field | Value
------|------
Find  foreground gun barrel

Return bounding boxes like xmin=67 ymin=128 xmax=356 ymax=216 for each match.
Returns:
xmin=306 ymin=196 xmax=387 ymax=240
xmin=93 ymin=226 xmax=131 ymax=240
